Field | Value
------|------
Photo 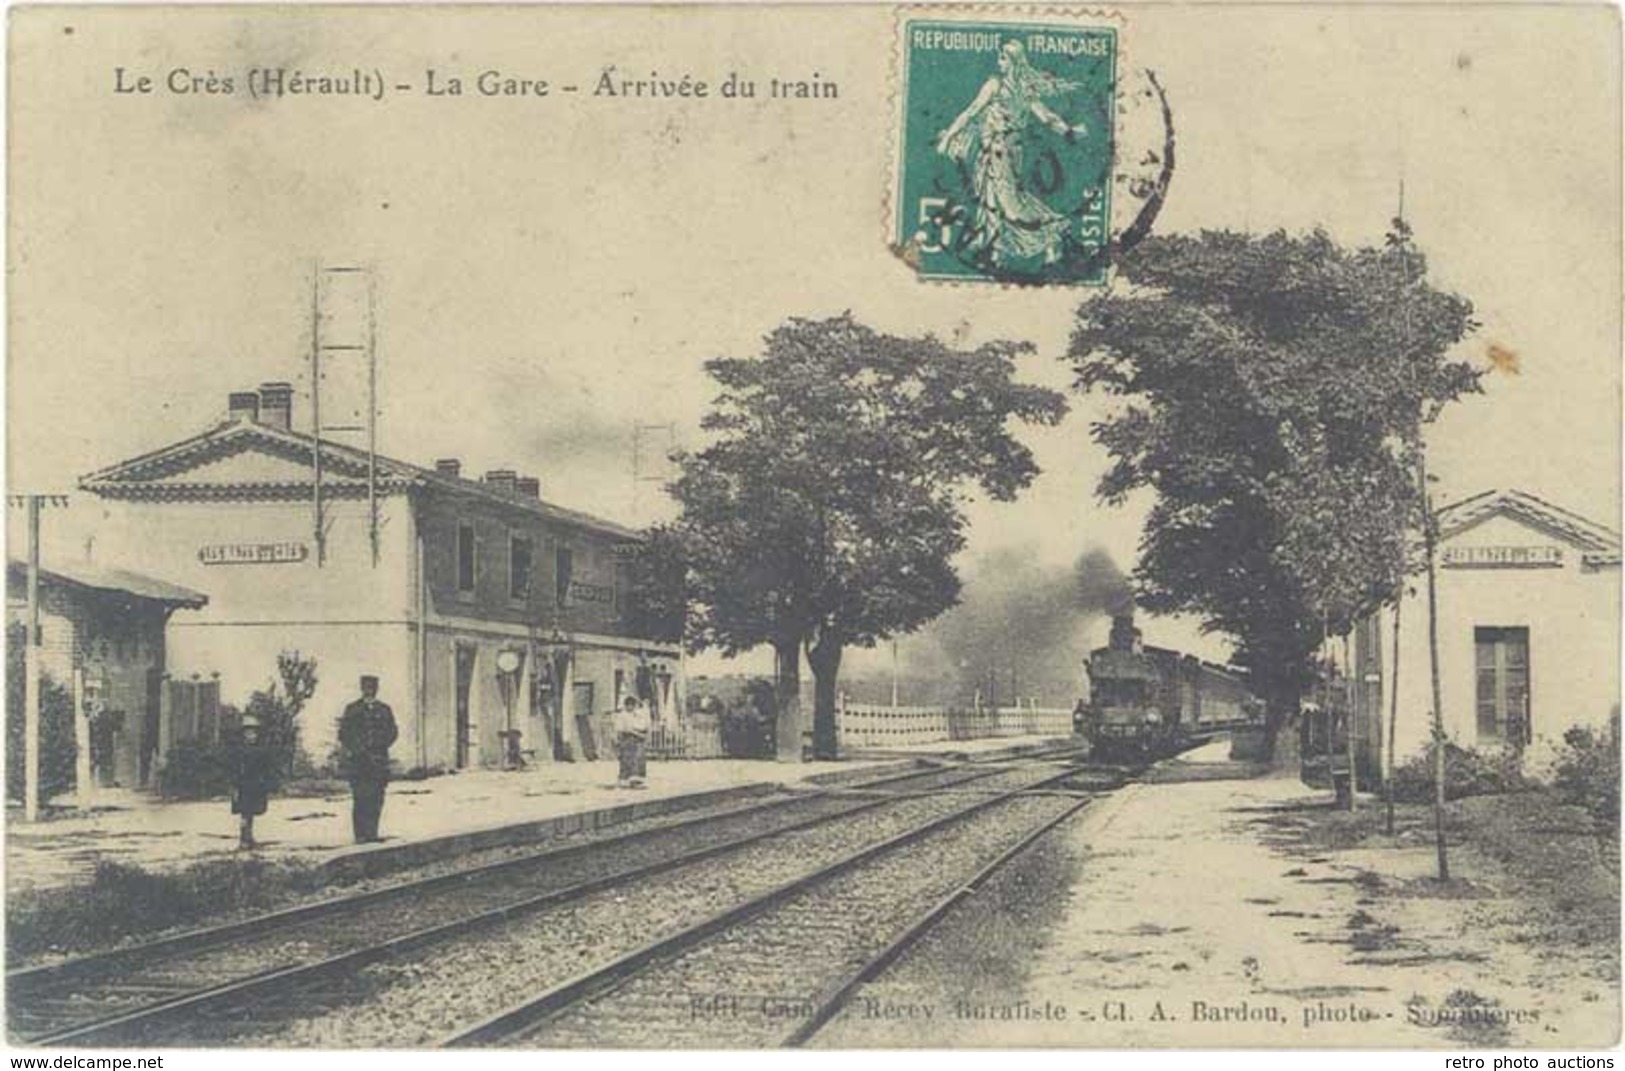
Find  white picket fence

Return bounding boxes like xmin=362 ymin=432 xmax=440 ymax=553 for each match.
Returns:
xmin=836 ymin=697 xmax=1073 ymax=750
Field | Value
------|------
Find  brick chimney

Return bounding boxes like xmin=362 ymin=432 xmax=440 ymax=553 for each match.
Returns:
xmin=257 ymin=382 xmax=293 ymax=432
xmin=435 ymin=458 xmax=463 ymax=479
xmin=483 ymin=469 xmax=517 ymax=495
xmin=516 ymin=475 xmax=540 ymax=499
xmin=228 ymin=391 xmax=260 ymax=423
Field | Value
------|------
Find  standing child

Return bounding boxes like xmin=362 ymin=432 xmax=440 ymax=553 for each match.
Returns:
xmin=229 ymin=713 xmax=275 ymax=850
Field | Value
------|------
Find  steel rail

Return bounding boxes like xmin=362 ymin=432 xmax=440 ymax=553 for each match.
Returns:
xmin=781 ymin=792 xmax=1094 ymax=1046
xmin=9 ymin=749 xmax=1062 ymax=1000
xmin=17 ymin=754 xmax=1079 ymax=1045
xmin=440 ymin=764 xmax=1088 ymax=1048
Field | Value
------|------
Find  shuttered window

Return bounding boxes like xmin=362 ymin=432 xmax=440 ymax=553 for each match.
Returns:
xmin=511 ymin=535 xmax=533 ymax=599
xmin=457 ymin=523 xmax=476 ymax=593
xmin=166 ymin=679 xmax=221 ymax=745
xmin=1475 ymin=627 xmax=1530 ymax=746
xmin=556 ymin=546 xmax=574 ymax=606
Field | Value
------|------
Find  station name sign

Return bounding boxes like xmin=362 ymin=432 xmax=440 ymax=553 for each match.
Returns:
xmin=566 ymin=579 xmax=615 ymax=605
xmin=198 ymin=542 xmax=310 ymax=566
xmin=1441 ymin=545 xmax=1563 ymax=569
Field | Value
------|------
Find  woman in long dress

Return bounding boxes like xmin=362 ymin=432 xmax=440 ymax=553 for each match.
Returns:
xmin=614 ymin=696 xmax=651 ymax=788
xmin=935 ymin=40 xmax=1088 ymax=269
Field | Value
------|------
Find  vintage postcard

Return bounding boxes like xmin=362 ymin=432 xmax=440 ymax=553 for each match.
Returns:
xmin=4 ymin=1 xmax=1620 ymax=1054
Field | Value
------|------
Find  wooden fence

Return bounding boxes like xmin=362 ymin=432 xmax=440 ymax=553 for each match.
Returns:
xmin=576 ymin=709 xmax=726 ymax=762
xmin=646 ymin=711 xmax=726 ymax=760
xmin=836 ymin=697 xmax=1073 ymax=750
xmin=593 ymin=700 xmax=1070 ymax=760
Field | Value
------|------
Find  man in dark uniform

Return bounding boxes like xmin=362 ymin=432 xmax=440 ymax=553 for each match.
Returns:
xmin=338 ymin=675 xmax=398 ymax=844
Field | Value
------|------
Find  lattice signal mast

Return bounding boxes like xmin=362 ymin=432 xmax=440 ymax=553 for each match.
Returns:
xmin=631 ymin=421 xmax=678 ymax=526
xmin=309 ymin=263 xmax=380 ymax=567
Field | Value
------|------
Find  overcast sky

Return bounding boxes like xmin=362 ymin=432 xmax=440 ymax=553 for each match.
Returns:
xmin=9 ymin=4 xmax=1619 ymax=674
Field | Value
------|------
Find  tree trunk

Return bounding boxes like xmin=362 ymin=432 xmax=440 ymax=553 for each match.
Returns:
xmin=773 ymin=639 xmax=804 ymax=763
xmin=1385 ymin=598 xmax=1401 ymax=836
xmin=1260 ymin=683 xmax=1302 ymax=767
xmin=807 ymin=634 xmax=843 ymax=761
xmin=1343 ymin=632 xmax=1358 ymax=811
xmin=1419 ymin=454 xmax=1450 ymax=881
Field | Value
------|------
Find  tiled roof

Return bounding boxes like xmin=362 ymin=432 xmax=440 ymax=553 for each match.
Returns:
xmin=79 ymin=419 xmax=644 ymax=542
xmin=7 ymin=560 xmax=208 ymax=608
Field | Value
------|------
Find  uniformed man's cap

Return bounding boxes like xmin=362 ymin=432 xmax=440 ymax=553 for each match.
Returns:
xmin=360 ymin=674 xmax=380 ymax=688
xmin=241 ymin=712 xmax=262 ymax=729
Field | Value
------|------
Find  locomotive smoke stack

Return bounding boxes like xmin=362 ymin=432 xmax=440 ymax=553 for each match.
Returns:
xmin=1109 ymin=610 xmax=1142 ymax=654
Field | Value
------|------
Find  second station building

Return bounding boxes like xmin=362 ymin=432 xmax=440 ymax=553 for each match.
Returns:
xmin=1351 ymin=488 xmax=1620 ymax=774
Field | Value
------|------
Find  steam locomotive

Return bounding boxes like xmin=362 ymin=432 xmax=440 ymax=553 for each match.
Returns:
xmin=1082 ymin=612 xmax=1258 ymax=761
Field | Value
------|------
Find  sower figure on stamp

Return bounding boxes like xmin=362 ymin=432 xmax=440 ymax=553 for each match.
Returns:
xmin=338 ymin=675 xmax=397 ymax=843
xmin=935 ymin=40 xmax=1088 ymax=269
xmin=613 ymin=695 xmax=650 ymax=788
xmin=228 ymin=712 xmax=275 ymax=850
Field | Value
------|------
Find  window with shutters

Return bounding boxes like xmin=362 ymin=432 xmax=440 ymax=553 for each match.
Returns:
xmin=165 ymin=678 xmax=221 ymax=745
xmin=1474 ymin=626 xmax=1530 ymax=746
xmin=457 ymin=523 xmax=476 ymax=594
xmin=510 ymin=534 xmax=533 ymax=600
xmin=556 ymin=546 xmax=574 ymax=607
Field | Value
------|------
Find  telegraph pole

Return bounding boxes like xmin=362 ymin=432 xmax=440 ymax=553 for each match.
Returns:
xmin=10 ymin=493 xmax=69 ymax=821
xmin=25 ymin=495 xmax=41 ymax=822
xmin=631 ymin=422 xmax=677 ymax=525
xmin=310 ymin=263 xmax=380 ymax=567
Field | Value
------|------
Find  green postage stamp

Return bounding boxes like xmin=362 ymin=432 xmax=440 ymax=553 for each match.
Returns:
xmin=895 ymin=18 xmax=1119 ymax=285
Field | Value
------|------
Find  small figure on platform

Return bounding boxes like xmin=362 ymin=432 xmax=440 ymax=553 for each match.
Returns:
xmin=613 ymin=695 xmax=651 ymax=788
xmin=338 ymin=675 xmax=398 ymax=843
xmin=229 ymin=713 xmax=275 ymax=850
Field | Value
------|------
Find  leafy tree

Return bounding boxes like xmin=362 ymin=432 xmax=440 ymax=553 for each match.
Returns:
xmin=1068 ymin=227 xmax=1479 ymax=753
xmin=672 ymin=314 xmax=1067 ymax=759
xmin=5 ymin=624 xmax=76 ymax=802
xmin=160 ymin=652 xmax=320 ymax=797
xmin=276 ymin=650 xmax=318 ymax=715
xmin=256 ymin=650 xmax=318 ymax=778
xmin=1551 ymin=722 xmax=1621 ymax=828
xmin=621 ymin=526 xmax=687 ymax=646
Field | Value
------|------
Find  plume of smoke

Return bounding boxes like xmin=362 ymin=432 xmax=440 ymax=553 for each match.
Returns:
xmin=1074 ymin=547 xmax=1135 ymax=616
xmin=846 ymin=545 xmax=1134 ymax=707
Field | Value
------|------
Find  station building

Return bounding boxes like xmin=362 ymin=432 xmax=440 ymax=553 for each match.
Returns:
xmin=1353 ymin=488 xmax=1620 ymax=772
xmin=6 ymin=559 xmax=207 ymax=791
xmin=77 ymin=383 xmax=684 ymax=777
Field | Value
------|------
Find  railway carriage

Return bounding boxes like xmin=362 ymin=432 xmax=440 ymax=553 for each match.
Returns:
xmin=1082 ymin=612 xmax=1259 ymax=761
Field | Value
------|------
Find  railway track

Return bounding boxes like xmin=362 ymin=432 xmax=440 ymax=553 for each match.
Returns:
xmin=443 ymin=765 xmax=1097 ymax=1049
xmin=9 ymin=745 xmax=1094 ymax=1046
